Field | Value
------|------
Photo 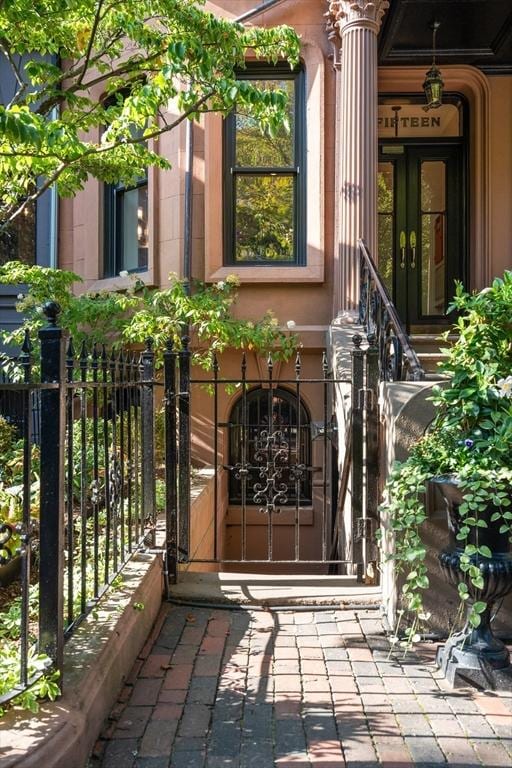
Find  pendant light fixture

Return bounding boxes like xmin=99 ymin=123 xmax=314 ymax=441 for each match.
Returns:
xmin=423 ymin=21 xmax=444 ymax=110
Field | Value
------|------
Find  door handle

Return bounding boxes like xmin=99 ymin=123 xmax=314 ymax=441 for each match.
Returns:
xmin=399 ymin=230 xmax=406 ymax=269
xmin=410 ymin=230 xmax=417 ymax=269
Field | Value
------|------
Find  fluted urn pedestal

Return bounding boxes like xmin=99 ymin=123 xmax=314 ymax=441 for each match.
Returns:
xmin=432 ymin=476 xmax=512 ymax=690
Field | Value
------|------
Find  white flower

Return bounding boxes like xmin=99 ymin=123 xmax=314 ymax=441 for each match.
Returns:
xmin=479 ymin=286 xmax=492 ymax=295
xmin=496 ymin=376 xmax=512 ymax=398
xmin=286 ymin=320 xmax=296 ymax=330
xmin=119 ymin=270 xmax=129 ymax=278
xmin=216 ymin=281 xmax=226 ymax=290
xmin=16 ymin=293 xmax=24 ymax=300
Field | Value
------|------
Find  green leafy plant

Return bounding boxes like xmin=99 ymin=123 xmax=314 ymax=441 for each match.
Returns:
xmin=381 ymin=271 xmax=512 ymax=646
xmin=0 ymin=265 xmax=297 ymax=370
xmin=0 ymin=0 xmax=300 ymax=233
xmin=0 ymin=417 xmax=40 ymax=560
xmin=0 ymin=644 xmax=60 ymax=716
xmin=0 ymin=587 xmax=60 ymax=716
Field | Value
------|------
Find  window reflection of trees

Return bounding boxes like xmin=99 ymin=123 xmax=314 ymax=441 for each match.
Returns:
xmin=0 ymin=201 xmax=36 ymax=265
xmin=377 ymin=165 xmax=394 ymax=293
xmin=227 ymin=70 xmax=303 ymax=264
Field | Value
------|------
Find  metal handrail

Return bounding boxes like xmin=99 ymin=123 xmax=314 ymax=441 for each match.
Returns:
xmin=358 ymin=238 xmax=425 ymax=382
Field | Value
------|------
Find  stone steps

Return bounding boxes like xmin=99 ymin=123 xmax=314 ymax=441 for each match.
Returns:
xmin=410 ymin=333 xmax=456 ymax=375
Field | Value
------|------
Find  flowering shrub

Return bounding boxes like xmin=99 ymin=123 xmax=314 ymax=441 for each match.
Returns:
xmin=0 ymin=264 xmax=298 ymax=370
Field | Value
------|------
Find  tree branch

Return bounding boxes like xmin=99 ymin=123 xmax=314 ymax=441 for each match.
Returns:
xmin=75 ymin=0 xmax=106 ymax=88
xmin=0 ymin=41 xmax=23 ymax=89
xmin=1 ymin=162 xmax=65 ymax=227
xmin=0 ymin=91 xmax=214 ymax=230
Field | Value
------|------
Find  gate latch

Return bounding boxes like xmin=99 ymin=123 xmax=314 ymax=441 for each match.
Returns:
xmin=355 ymin=517 xmax=376 ymax=542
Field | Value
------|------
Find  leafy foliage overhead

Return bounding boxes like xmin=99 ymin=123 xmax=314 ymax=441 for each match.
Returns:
xmin=0 ymin=0 xmax=300 ymax=229
xmin=0 ymin=262 xmax=298 ymax=371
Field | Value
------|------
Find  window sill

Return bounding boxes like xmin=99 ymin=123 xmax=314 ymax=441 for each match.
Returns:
xmin=226 ymin=506 xmax=314 ymax=526
xmin=87 ymin=271 xmax=154 ymax=293
xmin=208 ymin=264 xmax=324 ymax=284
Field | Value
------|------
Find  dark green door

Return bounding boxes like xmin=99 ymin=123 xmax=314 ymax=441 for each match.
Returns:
xmin=378 ymin=144 xmax=465 ymax=330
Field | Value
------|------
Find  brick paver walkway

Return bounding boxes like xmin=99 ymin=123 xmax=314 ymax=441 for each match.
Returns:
xmin=90 ymin=604 xmax=512 ymax=768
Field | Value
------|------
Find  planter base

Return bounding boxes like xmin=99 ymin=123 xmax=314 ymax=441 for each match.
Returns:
xmin=436 ymin=634 xmax=512 ymax=690
xmin=0 ymin=555 xmax=22 ymax=586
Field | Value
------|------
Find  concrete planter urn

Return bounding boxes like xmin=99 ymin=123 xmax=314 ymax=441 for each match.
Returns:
xmin=432 ymin=475 xmax=512 ymax=689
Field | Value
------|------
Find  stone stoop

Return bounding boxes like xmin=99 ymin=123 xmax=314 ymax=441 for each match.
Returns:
xmin=168 ymin=571 xmax=382 ymax=608
xmin=410 ymin=332 xmax=456 ymax=375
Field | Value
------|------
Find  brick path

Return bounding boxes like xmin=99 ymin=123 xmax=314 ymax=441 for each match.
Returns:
xmin=90 ymin=604 xmax=512 ymax=768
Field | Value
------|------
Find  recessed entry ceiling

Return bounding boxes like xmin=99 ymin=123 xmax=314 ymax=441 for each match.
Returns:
xmin=379 ymin=0 xmax=512 ymax=73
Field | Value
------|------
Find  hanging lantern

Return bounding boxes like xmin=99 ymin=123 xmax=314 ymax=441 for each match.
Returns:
xmin=423 ymin=22 xmax=443 ymax=110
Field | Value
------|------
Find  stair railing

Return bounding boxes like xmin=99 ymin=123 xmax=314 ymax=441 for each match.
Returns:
xmin=358 ymin=239 xmax=425 ymax=382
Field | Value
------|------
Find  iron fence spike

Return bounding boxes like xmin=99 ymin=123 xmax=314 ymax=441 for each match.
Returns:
xmin=66 ymin=337 xmax=75 ymax=360
xmin=21 ymin=328 xmax=32 ymax=356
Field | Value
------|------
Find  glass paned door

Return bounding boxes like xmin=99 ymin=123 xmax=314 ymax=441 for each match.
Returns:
xmin=378 ymin=144 xmax=464 ymax=329
xmin=420 ymin=160 xmax=446 ymax=316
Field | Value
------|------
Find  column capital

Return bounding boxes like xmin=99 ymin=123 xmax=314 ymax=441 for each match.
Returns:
xmin=326 ymin=0 xmax=389 ymax=36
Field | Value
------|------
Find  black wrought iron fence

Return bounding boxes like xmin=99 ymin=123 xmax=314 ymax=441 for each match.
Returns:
xmin=0 ymin=362 xmax=41 ymax=443
xmin=0 ymin=303 xmax=156 ymax=707
xmin=0 ymin=301 xmax=385 ymax=709
xmin=163 ymin=340 xmax=358 ymax=573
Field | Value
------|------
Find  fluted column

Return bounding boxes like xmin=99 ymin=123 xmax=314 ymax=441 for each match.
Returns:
xmin=327 ymin=1 xmax=389 ymax=313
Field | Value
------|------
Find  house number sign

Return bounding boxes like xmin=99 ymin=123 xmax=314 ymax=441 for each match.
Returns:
xmin=378 ymin=103 xmax=461 ymax=139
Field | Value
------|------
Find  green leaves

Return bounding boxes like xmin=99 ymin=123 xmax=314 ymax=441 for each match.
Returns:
xmin=478 ymin=544 xmax=492 ymax=558
xmin=0 ymin=0 xmax=300 ymax=227
xmin=0 ymin=265 xmax=298 ymax=371
xmin=0 ymin=106 xmax=43 ymax=148
xmin=381 ymin=272 xmax=512 ymax=653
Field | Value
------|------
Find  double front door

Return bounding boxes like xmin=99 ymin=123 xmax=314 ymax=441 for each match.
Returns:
xmin=378 ymin=143 xmax=465 ymax=330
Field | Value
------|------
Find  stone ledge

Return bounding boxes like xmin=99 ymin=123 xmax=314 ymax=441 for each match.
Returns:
xmin=0 ymin=551 xmax=164 ymax=768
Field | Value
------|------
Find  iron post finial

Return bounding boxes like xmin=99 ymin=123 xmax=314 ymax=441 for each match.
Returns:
xmin=42 ymin=301 xmax=61 ymax=326
xmin=367 ymin=333 xmax=377 ymax=347
xmin=181 ymin=335 xmax=190 ymax=350
xmin=166 ymin=338 xmax=174 ymax=352
xmin=144 ymin=338 xmax=154 ymax=352
xmin=352 ymin=334 xmax=363 ymax=349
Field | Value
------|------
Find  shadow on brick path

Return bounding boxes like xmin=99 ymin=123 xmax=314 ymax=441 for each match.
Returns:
xmin=88 ymin=605 xmax=512 ymax=768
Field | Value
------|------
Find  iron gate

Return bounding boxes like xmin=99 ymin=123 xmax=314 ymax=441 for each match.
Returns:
xmin=163 ymin=338 xmax=380 ymax=578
